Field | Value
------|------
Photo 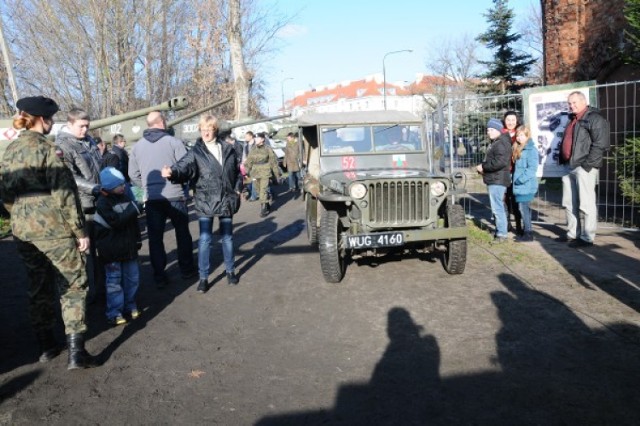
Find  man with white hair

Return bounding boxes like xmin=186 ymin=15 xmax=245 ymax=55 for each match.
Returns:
xmin=557 ymin=91 xmax=610 ymax=248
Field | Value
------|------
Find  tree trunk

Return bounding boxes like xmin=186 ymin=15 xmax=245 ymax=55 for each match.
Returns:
xmin=228 ymin=0 xmax=249 ymax=120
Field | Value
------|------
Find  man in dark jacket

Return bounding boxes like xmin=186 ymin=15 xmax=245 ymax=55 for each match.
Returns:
xmin=162 ymin=115 xmax=243 ymax=292
xmin=56 ymin=109 xmax=104 ymax=301
xmin=129 ymin=111 xmax=196 ymax=287
xmin=477 ymin=118 xmax=512 ymax=242
xmin=101 ymin=134 xmax=130 ymax=182
xmin=55 ymin=110 xmax=101 ymax=213
xmin=558 ymin=91 xmax=610 ymax=247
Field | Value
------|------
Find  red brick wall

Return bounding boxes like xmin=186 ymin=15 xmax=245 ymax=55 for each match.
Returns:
xmin=543 ymin=0 xmax=627 ymax=84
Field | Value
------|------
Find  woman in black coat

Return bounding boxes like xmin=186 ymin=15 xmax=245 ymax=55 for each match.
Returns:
xmin=162 ymin=115 xmax=243 ymax=292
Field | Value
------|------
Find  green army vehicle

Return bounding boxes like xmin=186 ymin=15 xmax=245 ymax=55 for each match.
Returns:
xmin=299 ymin=110 xmax=468 ymax=283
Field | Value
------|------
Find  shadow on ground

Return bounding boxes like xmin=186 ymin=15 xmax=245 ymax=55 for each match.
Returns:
xmin=257 ymin=273 xmax=640 ymax=425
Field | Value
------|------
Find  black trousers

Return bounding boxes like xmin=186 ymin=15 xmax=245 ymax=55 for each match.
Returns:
xmin=506 ymin=184 xmax=523 ymax=235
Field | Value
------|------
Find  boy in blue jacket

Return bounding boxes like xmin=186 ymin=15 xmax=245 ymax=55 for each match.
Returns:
xmin=94 ymin=167 xmax=144 ymax=326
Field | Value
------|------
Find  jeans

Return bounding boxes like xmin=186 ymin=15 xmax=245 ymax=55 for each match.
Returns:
xmin=518 ymin=201 xmax=533 ymax=233
xmin=561 ymin=166 xmax=598 ymax=242
xmin=145 ymin=199 xmax=194 ymax=283
xmin=288 ymin=171 xmax=300 ymax=191
xmin=488 ymin=184 xmax=508 ymax=238
xmin=198 ymin=216 xmax=235 ymax=279
xmin=105 ymin=259 xmax=139 ymax=320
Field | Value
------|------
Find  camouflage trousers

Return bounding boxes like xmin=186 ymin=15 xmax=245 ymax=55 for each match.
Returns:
xmin=15 ymin=237 xmax=89 ymax=335
xmin=254 ymin=177 xmax=271 ymax=203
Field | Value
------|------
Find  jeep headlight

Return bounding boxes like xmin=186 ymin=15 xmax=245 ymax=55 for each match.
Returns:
xmin=349 ymin=183 xmax=367 ymax=199
xmin=430 ymin=181 xmax=446 ymax=197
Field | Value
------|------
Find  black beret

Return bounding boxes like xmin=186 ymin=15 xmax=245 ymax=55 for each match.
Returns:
xmin=16 ymin=96 xmax=59 ymax=118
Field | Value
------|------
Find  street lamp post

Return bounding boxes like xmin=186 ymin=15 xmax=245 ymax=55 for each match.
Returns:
xmin=281 ymin=77 xmax=293 ymax=113
xmin=382 ymin=49 xmax=412 ymax=110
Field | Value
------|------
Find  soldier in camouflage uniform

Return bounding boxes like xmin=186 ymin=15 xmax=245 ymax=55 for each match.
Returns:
xmin=244 ymin=132 xmax=281 ymax=217
xmin=0 ymin=96 xmax=98 ymax=370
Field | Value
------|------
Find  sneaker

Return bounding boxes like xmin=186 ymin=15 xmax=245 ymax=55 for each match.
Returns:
xmin=109 ymin=315 xmax=127 ymax=326
xmin=226 ymin=272 xmax=239 ymax=285
xmin=555 ymin=235 xmax=575 ymax=243
xmin=197 ymin=279 xmax=209 ymax=293
xmin=516 ymin=233 xmax=534 ymax=242
xmin=569 ymin=238 xmax=594 ymax=248
xmin=130 ymin=310 xmax=140 ymax=320
xmin=156 ymin=277 xmax=169 ymax=289
xmin=492 ymin=236 xmax=508 ymax=244
xmin=181 ymin=268 xmax=198 ymax=280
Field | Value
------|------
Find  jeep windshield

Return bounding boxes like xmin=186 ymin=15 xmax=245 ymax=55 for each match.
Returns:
xmin=320 ymin=124 xmax=423 ymax=155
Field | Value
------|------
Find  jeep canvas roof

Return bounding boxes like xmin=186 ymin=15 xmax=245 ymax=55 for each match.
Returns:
xmin=296 ymin=110 xmax=422 ymax=127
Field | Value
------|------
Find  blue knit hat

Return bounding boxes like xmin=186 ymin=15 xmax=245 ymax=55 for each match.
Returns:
xmin=487 ymin=118 xmax=504 ymax=132
xmin=100 ymin=167 xmax=125 ymax=191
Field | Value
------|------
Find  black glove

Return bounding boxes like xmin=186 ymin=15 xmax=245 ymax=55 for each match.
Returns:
xmin=91 ymin=185 xmax=101 ymax=198
xmin=136 ymin=241 xmax=142 ymax=251
xmin=135 ymin=201 xmax=145 ymax=213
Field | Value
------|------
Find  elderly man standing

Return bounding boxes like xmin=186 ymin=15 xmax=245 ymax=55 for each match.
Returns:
xmin=129 ymin=111 xmax=196 ymax=287
xmin=558 ymin=91 xmax=610 ymax=247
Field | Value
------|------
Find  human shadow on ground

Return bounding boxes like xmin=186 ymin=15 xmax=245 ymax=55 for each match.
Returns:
xmin=469 ymin=187 xmax=640 ymax=315
xmin=207 ymin=217 xmax=306 ymax=286
xmin=257 ymin=274 xmax=640 ymax=425
xmin=0 ymin=370 xmax=41 ymax=404
xmin=536 ymin=222 xmax=640 ymax=314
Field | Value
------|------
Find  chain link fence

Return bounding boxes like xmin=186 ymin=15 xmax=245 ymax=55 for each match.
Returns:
xmin=427 ymin=80 xmax=640 ymax=229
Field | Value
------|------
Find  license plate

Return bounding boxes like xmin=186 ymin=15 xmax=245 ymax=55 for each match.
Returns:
xmin=344 ymin=232 xmax=404 ymax=249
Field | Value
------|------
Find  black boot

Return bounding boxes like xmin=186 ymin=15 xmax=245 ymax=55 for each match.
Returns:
xmin=36 ymin=329 xmax=61 ymax=363
xmin=67 ymin=333 xmax=99 ymax=370
xmin=260 ymin=203 xmax=269 ymax=217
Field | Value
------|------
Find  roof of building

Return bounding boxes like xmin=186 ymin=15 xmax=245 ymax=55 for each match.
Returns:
xmin=288 ymin=74 xmax=460 ymax=110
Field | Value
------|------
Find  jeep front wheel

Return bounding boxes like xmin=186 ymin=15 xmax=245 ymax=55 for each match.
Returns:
xmin=319 ymin=210 xmax=346 ymax=283
xmin=306 ymin=196 xmax=318 ymax=246
xmin=443 ymin=204 xmax=467 ymax=274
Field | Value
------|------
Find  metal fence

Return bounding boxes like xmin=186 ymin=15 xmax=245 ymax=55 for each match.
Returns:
xmin=427 ymin=80 xmax=640 ymax=229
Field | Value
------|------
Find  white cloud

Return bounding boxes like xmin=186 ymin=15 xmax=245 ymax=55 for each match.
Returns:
xmin=277 ymin=24 xmax=308 ymax=38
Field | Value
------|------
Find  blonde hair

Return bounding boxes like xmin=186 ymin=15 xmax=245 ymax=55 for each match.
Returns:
xmin=512 ymin=125 xmax=531 ymax=162
xmin=198 ymin=114 xmax=218 ymax=132
xmin=13 ymin=111 xmax=38 ymax=130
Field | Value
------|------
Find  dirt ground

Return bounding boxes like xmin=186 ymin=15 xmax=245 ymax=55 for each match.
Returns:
xmin=1 ymin=182 xmax=640 ymax=425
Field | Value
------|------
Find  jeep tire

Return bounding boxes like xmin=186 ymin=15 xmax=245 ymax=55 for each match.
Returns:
xmin=319 ymin=209 xmax=346 ymax=283
xmin=443 ymin=204 xmax=467 ymax=274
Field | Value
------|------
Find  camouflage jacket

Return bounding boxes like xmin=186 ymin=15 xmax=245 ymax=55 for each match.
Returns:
xmin=245 ymin=144 xmax=281 ymax=179
xmin=0 ymin=130 xmax=86 ymax=241
xmin=284 ymin=138 xmax=300 ymax=172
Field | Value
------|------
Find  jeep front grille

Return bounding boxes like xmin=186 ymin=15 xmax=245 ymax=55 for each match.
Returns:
xmin=366 ymin=180 xmax=429 ymax=225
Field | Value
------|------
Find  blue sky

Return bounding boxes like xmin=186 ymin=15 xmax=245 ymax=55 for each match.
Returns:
xmin=260 ymin=0 xmax=539 ymax=114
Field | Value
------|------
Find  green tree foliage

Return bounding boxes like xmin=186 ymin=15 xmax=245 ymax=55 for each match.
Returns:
xmin=614 ymin=135 xmax=640 ymax=203
xmin=476 ymin=0 xmax=536 ymax=94
xmin=623 ymin=0 xmax=640 ymax=64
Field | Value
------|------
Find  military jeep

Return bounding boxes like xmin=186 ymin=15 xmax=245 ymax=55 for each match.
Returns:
xmin=298 ymin=111 xmax=467 ymax=283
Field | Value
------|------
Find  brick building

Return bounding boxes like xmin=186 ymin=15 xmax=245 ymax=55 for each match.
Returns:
xmin=543 ymin=0 xmax=639 ymax=84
